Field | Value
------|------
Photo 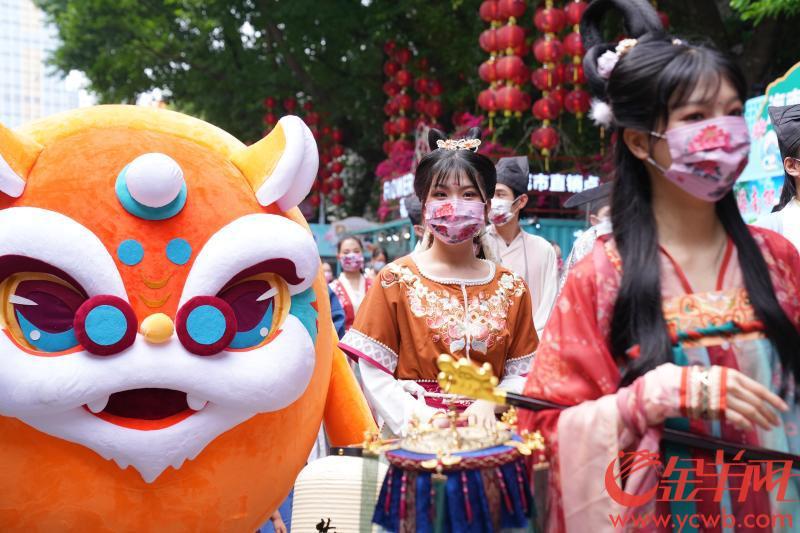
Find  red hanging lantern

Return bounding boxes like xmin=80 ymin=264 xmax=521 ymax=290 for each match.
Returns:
xmin=305 ymin=111 xmax=319 ymax=126
xmin=427 ymin=80 xmax=443 ymax=97
xmin=393 ymin=117 xmax=413 ymax=135
xmin=563 ymin=31 xmax=585 ymax=57
xmin=383 ymin=40 xmax=396 ymax=55
xmin=331 ymin=128 xmax=343 ymax=143
xmin=262 ymin=112 xmax=277 ymax=125
xmin=309 ymin=194 xmax=321 ymax=208
xmin=283 ymin=98 xmax=297 ymax=113
xmin=533 ymin=37 xmax=564 ymax=63
xmin=511 ymin=63 xmax=529 ymax=86
xmin=414 ymin=77 xmax=429 ymax=94
xmin=382 ymin=140 xmax=393 ymax=155
xmin=416 ymin=57 xmax=430 ymax=71
xmin=263 ymin=97 xmax=276 ymax=109
xmin=533 ymin=7 xmax=566 ymax=34
xmin=414 ymin=98 xmax=429 ymax=115
xmin=532 ymin=97 xmax=562 ymax=121
xmin=331 ymin=144 xmax=345 ymax=158
xmin=479 ymin=0 xmax=500 ymax=23
xmin=530 ymin=126 xmax=559 ymax=169
xmin=495 ymin=85 xmax=524 ymax=117
xmin=479 ymin=60 xmax=498 ymax=83
xmin=330 ymin=161 xmax=344 ymax=174
xmin=531 ymin=66 xmax=563 ymax=91
xmin=658 ymin=11 xmax=670 ymax=28
xmin=497 ymin=0 xmax=526 ymax=21
xmin=320 ymin=181 xmax=332 ymax=195
xmin=479 ymin=29 xmax=499 ymax=54
xmin=383 ymin=81 xmax=400 ymax=97
xmin=495 ymin=24 xmax=525 ymax=53
xmin=330 ymin=177 xmax=344 ymax=191
xmin=565 ymin=63 xmax=586 ymax=84
xmin=550 ymin=87 xmax=568 ymax=109
xmin=565 ymin=1 xmax=588 ymax=26
xmin=383 ymin=61 xmax=400 ymax=77
xmin=383 ymin=101 xmax=398 ymax=116
xmin=426 ymin=100 xmax=444 ymax=118
xmin=331 ymin=193 xmax=345 ymax=206
xmin=394 ymin=69 xmax=413 ymax=87
xmin=494 ymin=55 xmax=525 ymax=82
xmin=564 ymin=88 xmax=591 ymax=118
xmin=477 ymin=88 xmax=499 ymax=115
xmin=303 ymin=101 xmax=314 ymax=112
xmin=394 ymin=93 xmax=413 ymax=112
xmin=393 ymin=47 xmax=412 ymax=65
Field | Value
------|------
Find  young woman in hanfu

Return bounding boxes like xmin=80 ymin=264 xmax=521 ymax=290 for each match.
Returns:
xmin=519 ymin=1 xmax=800 ymax=531
xmin=340 ymin=128 xmax=538 ymax=437
xmin=329 ymin=235 xmax=372 ymax=331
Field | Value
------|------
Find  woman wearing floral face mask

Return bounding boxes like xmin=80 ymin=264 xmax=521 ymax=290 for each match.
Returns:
xmin=340 ymin=127 xmax=538 ymax=436
xmin=519 ymin=1 xmax=800 ymax=530
xmin=330 ymin=236 xmax=371 ymax=331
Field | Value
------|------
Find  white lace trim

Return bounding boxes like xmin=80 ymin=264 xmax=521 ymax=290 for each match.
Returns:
xmin=409 ymin=254 xmax=496 ymax=286
xmin=340 ymin=329 xmax=398 ymax=373
xmin=504 ymin=352 xmax=534 ymax=377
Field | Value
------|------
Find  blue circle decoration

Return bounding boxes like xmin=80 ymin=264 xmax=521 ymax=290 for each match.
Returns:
xmin=166 ymin=238 xmax=192 ymax=265
xmin=84 ymin=305 xmax=128 ymax=346
xmin=115 ymin=165 xmax=188 ymax=221
xmin=117 ymin=239 xmax=145 ymax=266
xmin=186 ymin=305 xmax=226 ymax=345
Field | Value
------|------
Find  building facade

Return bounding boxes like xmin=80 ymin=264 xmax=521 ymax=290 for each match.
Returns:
xmin=0 ymin=0 xmax=80 ymax=127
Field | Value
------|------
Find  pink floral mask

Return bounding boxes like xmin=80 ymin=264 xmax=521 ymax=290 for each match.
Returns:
xmin=648 ymin=116 xmax=749 ymax=202
xmin=340 ymin=252 xmax=364 ymax=272
xmin=425 ymin=199 xmax=486 ymax=245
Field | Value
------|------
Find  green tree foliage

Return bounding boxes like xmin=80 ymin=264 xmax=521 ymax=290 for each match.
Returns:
xmin=730 ymin=0 xmax=800 ymax=23
xmin=34 ymin=0 xmax=800 ymax=216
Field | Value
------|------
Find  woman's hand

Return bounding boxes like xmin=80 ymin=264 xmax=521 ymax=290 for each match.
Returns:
xmin=463 ymin=399 xmax=498 ymax=429
xmin=618 ymin=363 xmax=788 ymax=434
xmin=724 ymin=368 xmax=788 ymax=432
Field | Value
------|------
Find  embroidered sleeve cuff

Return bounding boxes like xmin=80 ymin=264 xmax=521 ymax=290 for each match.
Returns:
xmin=339 ymin=329 xmax=398 ymax=374
xmin=504 ymin=353 xmax=533 ymax=377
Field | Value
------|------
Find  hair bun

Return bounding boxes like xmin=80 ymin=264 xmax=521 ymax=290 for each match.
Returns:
xmin=427 ymin=128 xmax=447 ymax=151
xmin=581 ymin=0 xmax=663 ymax=101
xmin=465 ymin=126 xmax=482 ymax=141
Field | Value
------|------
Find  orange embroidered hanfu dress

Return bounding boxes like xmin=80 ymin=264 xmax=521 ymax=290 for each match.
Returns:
xmin=340 ymin=255 xmax=539 ymax=435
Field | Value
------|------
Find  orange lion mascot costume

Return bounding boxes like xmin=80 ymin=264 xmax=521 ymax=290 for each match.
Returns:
xmin=0 ymin=106 xmax=376 ymax=531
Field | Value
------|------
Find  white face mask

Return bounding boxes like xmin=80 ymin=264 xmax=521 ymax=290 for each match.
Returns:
xmin=489 ymin=198 xmax=516 ymax=226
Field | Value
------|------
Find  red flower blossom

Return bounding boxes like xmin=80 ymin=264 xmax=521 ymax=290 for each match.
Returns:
xmin=687 ymin=125 xmax=730 ymax=153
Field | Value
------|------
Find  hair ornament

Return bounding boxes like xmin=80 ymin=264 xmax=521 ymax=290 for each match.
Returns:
xmin=597 ymin=38 xmax=638 ymax=80
xmin=436 ymin=138 xmax=482 ymax=152
xmin=589 ymin=98 xmax=614 ymax=128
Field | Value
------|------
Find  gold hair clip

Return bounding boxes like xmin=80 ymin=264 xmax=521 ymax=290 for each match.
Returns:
xmin=436 ymin=138 xmax=482 ymax=152
xmin=615 ymin=38 xmax=638 ymax=58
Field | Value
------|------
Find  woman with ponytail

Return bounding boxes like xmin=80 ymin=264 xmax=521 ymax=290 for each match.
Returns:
xmin=340 ymin=127 xmax=538 ymax=437
xmin=519 ymin=1 xmax=800 ymax=530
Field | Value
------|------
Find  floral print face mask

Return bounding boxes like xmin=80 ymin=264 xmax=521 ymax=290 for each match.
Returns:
xmin=647 ymin=115 xmax=750 ymax=202
xmin=425 ymin=199 xmax=486 ymax=245
xmin=340 ymin=252 xmax=364 ymax=272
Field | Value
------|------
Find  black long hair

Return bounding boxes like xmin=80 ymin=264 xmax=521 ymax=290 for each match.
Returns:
xmin=775 ymin=140 xmax=800 ymax=211
xmin=582 ymin=0 xmax=800 ymax=389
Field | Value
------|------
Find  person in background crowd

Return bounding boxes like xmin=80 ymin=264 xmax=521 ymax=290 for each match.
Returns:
xmin=520 ymin=1 xmax=800 ymax=530
xmin=755 ymin=104 xmax=800 ymax=250
xmin=340 ymin=128 xmax=538 ymax=436
xmin=329 ymin=236 xmax=372 ymax=331
xmin=559 ymin=181 xmax=614 ymax=289
xmin=486 ymin=156 xmax=559 ymax=339
xmin=366 ymin=246 xmax=389 ymax=279
xmin=321 ymin=261 xmax=334 ymax=283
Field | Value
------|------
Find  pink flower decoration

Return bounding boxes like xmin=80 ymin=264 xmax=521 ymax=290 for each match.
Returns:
xmin=687 ymin=125 xmax=731 ymax=153
xmin=597 ymin=50 xmax=619 ymax=79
